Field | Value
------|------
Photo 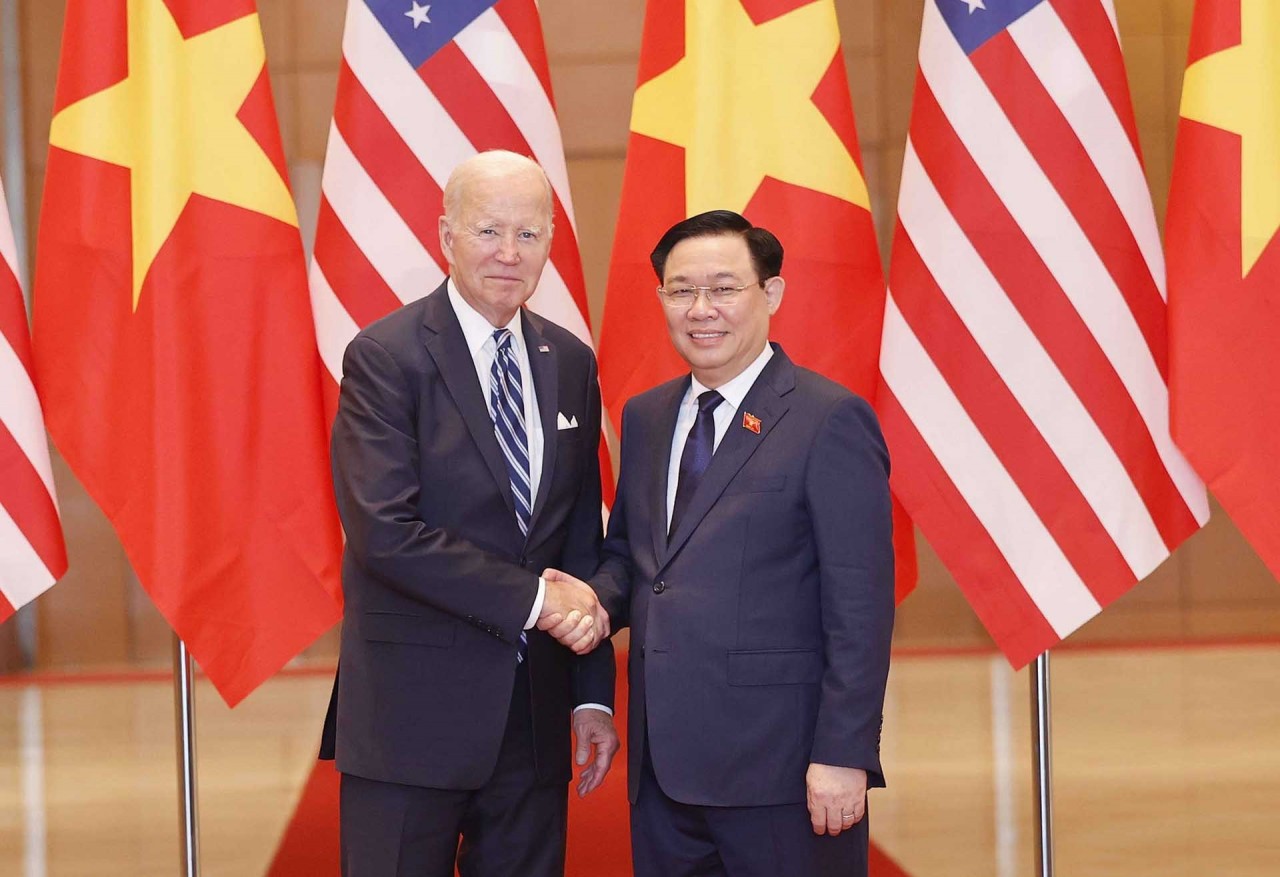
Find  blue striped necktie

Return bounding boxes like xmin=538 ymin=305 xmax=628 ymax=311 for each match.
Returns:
xmin=490 ymin=328 xmax=531 ymax=662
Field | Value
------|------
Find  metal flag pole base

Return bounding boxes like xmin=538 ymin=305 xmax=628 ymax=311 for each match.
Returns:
xmin=1030 ymin=651 xmax=1055 ymax=877
xmin=173 ymin=635 xmax=201 ymax=876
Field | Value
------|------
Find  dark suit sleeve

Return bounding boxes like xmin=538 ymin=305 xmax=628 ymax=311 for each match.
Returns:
xmin=806 ymin=395 xmax=895 ymax=787
xmin=573 ymin=638 xmax=615 ymax=710
xmin=332 ymin=334 xmax=538 ymax=640
xmin=555 ymin=353 xmax=604 ymax=582
xmin=560 ymin=353 xmax=614 ymax=709
xmin=589 ymin=403 xmax=636 ymax=628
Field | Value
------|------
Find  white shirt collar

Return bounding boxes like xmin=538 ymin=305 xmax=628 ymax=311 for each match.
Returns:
xmin=687 ymin=343 xmax=775 ymax=411
xmin=447 ymin=278 xmax=524 ymax=356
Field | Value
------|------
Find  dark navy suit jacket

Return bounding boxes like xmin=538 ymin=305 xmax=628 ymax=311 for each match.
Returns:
xmin=320 ymin=282 xmax=613 ymax=790
xmin=593 ymin=345 xmax=893 ymax=807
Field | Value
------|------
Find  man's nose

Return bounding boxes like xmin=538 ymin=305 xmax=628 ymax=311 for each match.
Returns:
xmin=495 ymin=235 xmax=520 ymax=264
xmin=688 ymin=290 xmax=717 ymax=319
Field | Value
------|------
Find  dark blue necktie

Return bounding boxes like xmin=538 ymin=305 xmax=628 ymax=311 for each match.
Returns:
xmin=489 ymin=328 xmax=530 ymax=661
xmin=670 ymin=390 xmax=723 ymax=538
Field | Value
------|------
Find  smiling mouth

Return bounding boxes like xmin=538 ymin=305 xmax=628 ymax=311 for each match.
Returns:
xmin=688 ymin=330 xmax=727 ymax=341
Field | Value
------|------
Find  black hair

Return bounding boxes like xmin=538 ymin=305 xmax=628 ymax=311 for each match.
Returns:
xmin=649 ymin=210 xmax=783 ymax=282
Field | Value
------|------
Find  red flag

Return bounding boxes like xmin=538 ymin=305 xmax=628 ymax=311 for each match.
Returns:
xmin=32 ymin=0 xmax=342 ymax=704
xmin=1 ymin=176 xmax=67 ymax=622
xmin=308 ymin=0 xmax=613 ymax=501
xmin=1168 ymin=0 xmax=1280 ymax=580
xmin=598 ymin=0 xmax=916 ymax=599
xmin=878 ymin=0 xmax=1207 ymax=665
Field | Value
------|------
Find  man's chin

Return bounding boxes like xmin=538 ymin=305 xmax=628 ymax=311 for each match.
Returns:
xmin=683 ymin=353 xmax=730 ymax=379
xmin=482 ymin=285 xmax=533 ymax=307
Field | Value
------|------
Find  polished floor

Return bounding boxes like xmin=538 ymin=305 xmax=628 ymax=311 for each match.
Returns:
xmin=2 ymin=643 xmax=1279 ymax=876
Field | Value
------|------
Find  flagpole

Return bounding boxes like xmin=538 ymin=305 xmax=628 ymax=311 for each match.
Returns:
xmin=1030 ymin=652 xmax=1055 ymax=877
xmin=173 ymin=635 xmax=201 ymax=876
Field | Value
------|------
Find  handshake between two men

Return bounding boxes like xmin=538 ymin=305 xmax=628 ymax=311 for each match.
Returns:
xmin=537 ymin=568 xmax=609 ymax=655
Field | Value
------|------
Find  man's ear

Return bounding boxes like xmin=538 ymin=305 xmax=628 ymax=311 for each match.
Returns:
xmin=438 ymin=215 xmax=455 ymax=262
xmin=764 ymin=276 xmax=786 ymax=315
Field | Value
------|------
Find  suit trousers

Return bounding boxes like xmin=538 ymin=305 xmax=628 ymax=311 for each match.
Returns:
xmin=339 ymin=669 xmax=569 ymax=877
xmin=630 ymin=746 xmax=869 ymax=877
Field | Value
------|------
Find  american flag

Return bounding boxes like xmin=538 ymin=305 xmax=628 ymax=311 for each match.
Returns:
xmin=877 ymin=0 xmax=1207 ymax=665
xmin=0 ymin=176 xmax=66 ymax=623
xmin=309 ymin=0 xmax=599 ymax=424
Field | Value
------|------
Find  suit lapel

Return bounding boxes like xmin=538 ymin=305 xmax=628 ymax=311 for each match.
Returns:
xmin=647 ymin=378 xmax=689 ymax=564
xmin=660 ymin=350 xmax=795 ymax=567
xmin=420 ymin=285 xmax=517 ymax=520
xmin=522 ymin=311 xmax=558 ymax=538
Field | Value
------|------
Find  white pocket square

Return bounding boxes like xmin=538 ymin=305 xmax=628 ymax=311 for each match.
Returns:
xmin=557 ymin=412 xmax=579 ymax=430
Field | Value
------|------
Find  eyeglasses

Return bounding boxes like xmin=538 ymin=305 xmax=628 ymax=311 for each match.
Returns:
xmin=656 ymin=281 xmax=763 ymax=309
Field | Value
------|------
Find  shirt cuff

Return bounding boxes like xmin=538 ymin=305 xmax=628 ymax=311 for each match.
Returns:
xmin=574 ymin=703 xmax=613 ymax=716
xmin=523 ymin=577 xmax=546 ymax=630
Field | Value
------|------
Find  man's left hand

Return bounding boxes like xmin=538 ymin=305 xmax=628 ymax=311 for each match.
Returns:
xmin=806 ymin=763 xmax=867 ymax=836
xmin=572 ymin=708 xmax=620 ymax=798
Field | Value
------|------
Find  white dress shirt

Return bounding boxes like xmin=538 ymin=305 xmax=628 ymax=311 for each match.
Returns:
xmin=448 ymin=282 xmax=610 ymax=715
xmin=448 ymin=282 xmax=546 ymax=624
xmin=666 ymin=343 xmax=775 ymax=531
xmin=448 ymin=281 xmax=544 ymax=502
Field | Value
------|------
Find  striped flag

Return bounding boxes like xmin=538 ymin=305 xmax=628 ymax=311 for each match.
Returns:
xmin=1 ymin=176 xmax=67 ymax=623
xmin=309 ymin=0 xmax=610 ymax=494
xmin=877 ymin=0 xmax=1208 ymax=665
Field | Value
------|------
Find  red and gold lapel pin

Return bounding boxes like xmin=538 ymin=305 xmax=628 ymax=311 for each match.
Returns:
xmin=742 ymin=412 xmax=762 ymax=434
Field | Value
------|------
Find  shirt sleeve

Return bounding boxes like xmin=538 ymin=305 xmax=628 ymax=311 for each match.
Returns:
xmin=523 ymin=577 xmax=547 ymax=629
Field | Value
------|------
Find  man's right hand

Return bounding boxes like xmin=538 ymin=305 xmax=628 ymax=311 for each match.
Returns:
xmin=539 ymin=568 xmax=610 ymax=654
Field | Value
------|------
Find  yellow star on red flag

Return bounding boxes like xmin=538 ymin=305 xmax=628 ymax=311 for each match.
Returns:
xmin=49 ymin=0 xmax=298 ymax=309
xmin=32 ymin=0 xmax=344 ymax=706
xmin=1179 ymin=0 xmax=1280 ymax=277
xmin=1167 ymin=0 xmax=1280 ymax=582
xmin=630 ymin=0 xmax=870 ymax=216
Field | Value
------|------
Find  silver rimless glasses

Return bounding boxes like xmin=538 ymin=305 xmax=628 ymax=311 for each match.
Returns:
xmin=656 ymin=280 xmax=765 ymax=308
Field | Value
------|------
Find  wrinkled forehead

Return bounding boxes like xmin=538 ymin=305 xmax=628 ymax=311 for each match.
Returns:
xmin=449 ymin=167 xmax=553 ymax=223
xmin=458 ymin=194 xmax=551 ymax=233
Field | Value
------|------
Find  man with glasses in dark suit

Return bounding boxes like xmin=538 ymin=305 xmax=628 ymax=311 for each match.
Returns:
xmin=547 ymin=210 xmax=895 ymax=877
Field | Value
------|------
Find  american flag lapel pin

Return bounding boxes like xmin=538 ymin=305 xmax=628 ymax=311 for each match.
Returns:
xmin=742 ymin=412 xmax=762 ymax=434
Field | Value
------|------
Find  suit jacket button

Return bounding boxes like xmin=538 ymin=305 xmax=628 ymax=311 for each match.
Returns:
xmin=652 ymin=580 xmax=666 ymax=594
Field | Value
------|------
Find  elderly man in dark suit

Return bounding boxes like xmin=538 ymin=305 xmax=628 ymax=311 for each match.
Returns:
xmin=322 ymin=150 xmax=618 ymax=877
xmin=548 ymin=210 xmax=895 ymax=877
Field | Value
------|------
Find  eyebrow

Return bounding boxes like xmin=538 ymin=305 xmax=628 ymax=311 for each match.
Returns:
xmin=469 ymin=220 xmax=546 ymax=234
xmin=665 ymin=270 xmax=741 ymax=282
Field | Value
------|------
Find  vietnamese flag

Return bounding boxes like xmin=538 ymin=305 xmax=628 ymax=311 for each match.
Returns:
xmin=1168 ymin=0 xmax=1280 ymax=580
xmin=598 ymin=0 xmax=916 ymax=599
xmin=31 ymin=0 xmax=343 ymax=705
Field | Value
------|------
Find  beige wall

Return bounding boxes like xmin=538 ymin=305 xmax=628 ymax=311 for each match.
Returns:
xmin=6 ymin=0 xmax=1277 ymax=672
